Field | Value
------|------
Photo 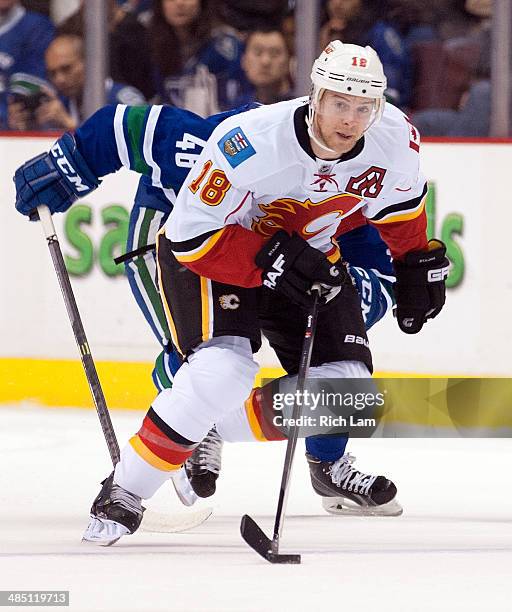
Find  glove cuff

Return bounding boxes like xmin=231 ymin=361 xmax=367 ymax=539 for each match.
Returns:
xmin=397 ymin=239 xmax=447 ymax=269
xmin=255 ymin=230 xmax=293 ymax=269
xmin=50 ymin=132 xmax=100 ymax=197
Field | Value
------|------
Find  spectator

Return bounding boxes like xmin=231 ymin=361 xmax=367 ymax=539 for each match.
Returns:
xmin=7 ymin=33 xmax=145 ymax=130
xmin=149 ymin=0 xmax=244 ymax=115
xmin=58 ymin=0 xmax=155 ymax=100
xmin=434 ymin=0 xmax=492 ymax=41
xmin=386 ymin=0 xmax=438 ymax=48
xmin=413 ymin=0 xmax=492 ymax=137
xmin=235 ymin=27 xmax=292 ymax=106
xmin=281 ymin=7 xmax=295 ymax=58
xmin=0 ymin=0 xmax=55 ymax=128
xmin=319 ymin=0 xmax=412 ymax=108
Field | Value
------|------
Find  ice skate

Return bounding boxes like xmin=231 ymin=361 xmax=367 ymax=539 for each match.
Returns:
xmin=82 ymin=472 xmax=144 ymax=546
xmin=184 ymin=427 xmax=223 ymax=498
xmin=307 ymin=453 xmax=403 ymax=517
xmin=170 ymin=465 xmax=199 ymax=506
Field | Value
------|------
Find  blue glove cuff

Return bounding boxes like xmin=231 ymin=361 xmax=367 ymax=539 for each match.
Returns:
xmin=49 ymin=132 xmax=99 ymax=197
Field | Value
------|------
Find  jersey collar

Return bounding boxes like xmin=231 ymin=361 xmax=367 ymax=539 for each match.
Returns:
xmin=293 ymin=104 xmax=365 ymax=164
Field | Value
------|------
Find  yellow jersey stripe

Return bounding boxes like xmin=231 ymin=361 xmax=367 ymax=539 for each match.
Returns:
xmin=371 ymin=199 xmax=425 ymax=225
xmin=174 ymin=228 xmax=226 ymax=263
xmin=327 ymin=250 xmax=341 ymax=263
xmin=200 ymin=276 xmax=211 ymax=342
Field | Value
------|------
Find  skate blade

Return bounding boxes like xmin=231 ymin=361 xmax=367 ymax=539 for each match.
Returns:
xmin=322 ymin=496 xmax=403 ymax=517
xmin=170 ymin=466 xmax=199 ymax=507
xmin=81 ymin=516 xmax=130 ymax=546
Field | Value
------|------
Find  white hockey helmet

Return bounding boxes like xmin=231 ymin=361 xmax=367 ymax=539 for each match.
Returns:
xmin=307 ymin=41 xmax=387 ymax=151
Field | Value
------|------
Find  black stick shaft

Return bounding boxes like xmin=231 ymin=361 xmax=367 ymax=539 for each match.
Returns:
xmin=271 ymin=290 xmax=320 ymax=553
xmin=37 ymin=205 xmax=120 ymax=466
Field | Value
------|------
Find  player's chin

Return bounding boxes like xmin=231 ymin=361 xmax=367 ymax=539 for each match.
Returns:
xmin=332 ymin=135 xmax=355 ymax=154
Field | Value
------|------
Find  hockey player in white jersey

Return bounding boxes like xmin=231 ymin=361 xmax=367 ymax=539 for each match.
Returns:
xmin=11 ymin=47 xmax=403 ymax=541
xmin=79 ymin=41 xmax=449 ymax=544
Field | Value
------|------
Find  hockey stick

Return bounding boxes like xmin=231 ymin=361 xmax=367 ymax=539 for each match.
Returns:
xmin=36 ymin=205 xmax=120 ymax=463
xmin=241 ymin=286 xmax=321 ymax=564
xmin=36 ymin=205 xmax=211 ymax=533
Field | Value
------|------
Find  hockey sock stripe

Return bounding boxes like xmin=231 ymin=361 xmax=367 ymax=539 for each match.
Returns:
xmin=127 ymin=261 xmax=168 ymax=345
xmin=129 ymin=208 xmax=170 ymax=341
xmin=133 ymin=409 xmax=198 ymax=467
xmin=153 ymin=351 xmax=174 ymax=389
xmin=136 ymin=422 xmax=195 ymax=465
xmin=129 ymin=435 xmax=184 ymax=471
xmin=151 ymin=368 xmax=165 ymax=392
xmin=244 ymin=390 xmax=266 ymax=441
xmin=127 ymin=257 xmax=169 ymax=343
xmin=253 ymin=387 xmax=286 ymax=441
xmin=145 ymin=407 xmax=196 ymax=446
xmin=245 ymin=389 xmax=286 ymax=442
xmin=163 ymin=349 xmax=180 ymax=381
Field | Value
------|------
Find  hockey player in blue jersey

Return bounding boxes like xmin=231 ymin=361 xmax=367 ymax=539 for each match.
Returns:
xmin=14 ymin=99 xmax=396 ymax=505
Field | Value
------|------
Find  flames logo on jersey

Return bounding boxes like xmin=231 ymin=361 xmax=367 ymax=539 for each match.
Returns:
xmin=251 ymin=193 xmax=363 ymax=247
xmin=219 ymin=294 xmax=240 ymax=310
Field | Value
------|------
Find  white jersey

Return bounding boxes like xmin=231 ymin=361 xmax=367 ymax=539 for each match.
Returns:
xmin=166 ymin=97 xmax=427 ymax=284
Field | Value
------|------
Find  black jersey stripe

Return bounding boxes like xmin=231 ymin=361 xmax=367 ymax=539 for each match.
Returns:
xmin=169 ymin=228 xmax=224 ymax=254
xmin=369 ymin=182 xmax=428 ymax=222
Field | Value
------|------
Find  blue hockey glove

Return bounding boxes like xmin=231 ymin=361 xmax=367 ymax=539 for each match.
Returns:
xmin=14 ymin=132 xmax=100 ymax=218
xmin=349 ymin=265 xmax=395 ymax=330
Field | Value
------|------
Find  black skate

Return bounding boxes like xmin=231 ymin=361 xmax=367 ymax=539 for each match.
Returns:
xmin=82 ymin=472 xmax=145 ymax=545
xmin=184 ymin=427 xmax=223 ymax=498
xmin=307 ymin=453 xmax=403 ymax=516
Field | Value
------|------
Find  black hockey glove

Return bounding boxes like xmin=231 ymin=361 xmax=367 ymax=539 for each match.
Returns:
xmin=255 ymin=230 xmax=348 ymax=308
xmin=393 ymin=239 xmax=450 ymax=334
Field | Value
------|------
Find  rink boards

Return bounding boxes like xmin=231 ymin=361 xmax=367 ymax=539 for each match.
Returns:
xmin=1 ymin=135 xmax=511 ymax=410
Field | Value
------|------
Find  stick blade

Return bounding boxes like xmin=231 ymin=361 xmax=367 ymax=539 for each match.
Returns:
xmin=240 ymin=514 xmax=301 ymax=564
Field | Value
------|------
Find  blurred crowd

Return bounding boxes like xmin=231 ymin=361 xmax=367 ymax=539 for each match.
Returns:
xmin=0 ymin=0 xmax=499 ymax=136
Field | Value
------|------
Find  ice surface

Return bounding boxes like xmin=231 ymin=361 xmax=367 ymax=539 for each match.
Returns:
xmin=1 ymin=405 xmax=511 ymax=611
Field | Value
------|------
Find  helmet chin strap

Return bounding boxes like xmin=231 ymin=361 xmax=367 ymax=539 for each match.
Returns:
xmin=305 ymin=109 xmax=339 ymax=157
